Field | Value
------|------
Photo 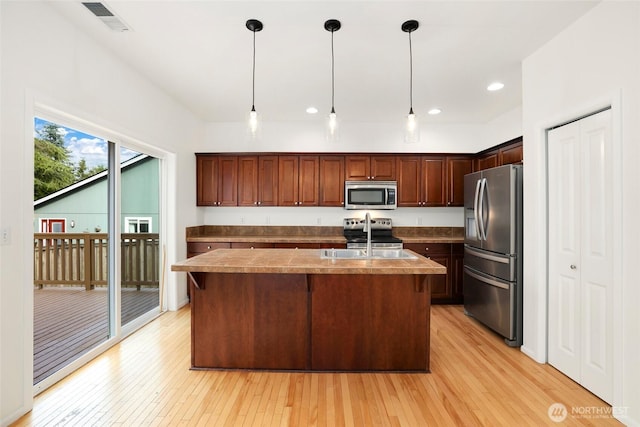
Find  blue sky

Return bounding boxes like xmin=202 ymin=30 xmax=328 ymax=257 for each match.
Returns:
xmin=34 ymin=117 xmax=140 ymax=170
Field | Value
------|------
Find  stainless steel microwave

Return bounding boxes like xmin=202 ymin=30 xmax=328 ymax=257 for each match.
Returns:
xmin=344 ymin=181 xmax=397 ymax=210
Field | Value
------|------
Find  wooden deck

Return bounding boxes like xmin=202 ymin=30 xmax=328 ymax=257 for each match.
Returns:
xmin=34 ymin=287 xmax=159 ymax=385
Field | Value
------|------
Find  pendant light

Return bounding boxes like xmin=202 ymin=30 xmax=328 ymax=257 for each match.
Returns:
xmin=324 ymin=19 xmax=341 ymax=143
xmin=402 ymin=20 xmax=420 ymax=144
xmin=246 ymin=19 xmax=263 ymax=140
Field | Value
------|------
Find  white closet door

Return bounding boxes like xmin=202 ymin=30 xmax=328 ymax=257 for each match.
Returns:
xmin=578 ymin=111 xmax=613 ymax=402
xmin=548 ymin=109 xmax=613 ymax=404
xmin=548 ymin=120 xmax=582 ymax=384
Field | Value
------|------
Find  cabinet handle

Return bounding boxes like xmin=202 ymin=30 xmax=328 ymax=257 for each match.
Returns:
xmin=425 ymin=248 xmax=429 ymax=251
xmin=254 ymin=201 xmax=258 ymax=205
xmin=258 ymin=201 xmax=261 ymax=205
xmin=207 ymin=246 xmax=211 ymax=249
xmin=570 ymin=264 xmax=577 ymax=270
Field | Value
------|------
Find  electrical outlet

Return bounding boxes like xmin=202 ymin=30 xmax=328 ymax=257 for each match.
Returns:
xmin=417 ymin=217 xmax=423 ymax=225
xmin=240 ymin=217 xmax=245 ymax=224
xmin=316 ymin=218 xmax=322 ymax=225
xmin=266 ymin=216 xmax=270 ymax=225
xmin=1 ymin=227 xmax=10 ymax=245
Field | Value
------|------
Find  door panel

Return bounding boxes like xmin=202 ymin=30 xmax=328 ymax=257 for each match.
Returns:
xmin=547 ymin=109 xmax=613 ymax=404
xmin=548 ymin=120 xmax=582 ymax=385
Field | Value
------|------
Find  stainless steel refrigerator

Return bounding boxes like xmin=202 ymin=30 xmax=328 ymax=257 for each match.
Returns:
xmin=463 ymin=164 xmax=523 ymax=347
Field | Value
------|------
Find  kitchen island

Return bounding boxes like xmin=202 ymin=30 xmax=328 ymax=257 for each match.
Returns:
xmin=171 ymin=248 xmax=445 ymax=372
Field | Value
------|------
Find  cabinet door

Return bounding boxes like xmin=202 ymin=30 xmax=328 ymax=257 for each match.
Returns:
xmin=217 ymin=156 xmax=238 ymax=206
xmin=451 ymin=245 xmax=464 ymax=303
xmin=319 ymin=156 xmax=345 ymax=206
xmin=422 ymin=156 xmax=446 ymax=207
xmin=237 ymin=156 xmax=258 ymax=206
xmin=396 ymin=156 xmax=422 ymax=207
xmin=370 ymin=155 xmax=396 ymax=180
xmin=187 ymin=242 xmax=230 ymax=258
xmin=446 ymin=157 xmax=473 ymax=207
xmin=429 ymin=256 xmax=451 ymax=301
xmin=258 ymin=156 xmax=278 ymax=206
xmin=345 ymin=155 xmax=370 ymax=180
xmin=196 ymin=155 xmax=219 ymax=206
xmin=500 ymin=141 xmax=523 ymax=165
xmin=298 ymin=156 xmax=319 ymax=206
xmin=475 ymin=152 xmax=498 ymax=171
xmin=278 ymin=156 xmax=299 ymax=206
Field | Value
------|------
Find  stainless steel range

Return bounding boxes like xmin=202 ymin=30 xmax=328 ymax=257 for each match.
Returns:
xmin=343 ymin=217 xmax=403 ymax=249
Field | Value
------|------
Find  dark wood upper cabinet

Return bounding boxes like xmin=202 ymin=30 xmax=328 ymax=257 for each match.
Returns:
xmin=278 ymin=155 xmax=319 ymax=206
xmin=345 ymin=155 xmax=396 ymax=181
xmin=197 ymin=141 xmax=519 ymax=208
xmin=237 ymin=156 xmax=278 ymax=206
xmin=499 ymin=140 xmax=523 ymax=165
xmin=319 ymin=156 xmax=345 ymax=207
xmin=396 ymin=156 xmax=422 ymax=207
xmin=423 ymin=156 xmax=446 ymax=207
xmin=396 ymin=155 xmax=449 ymax=207
xmin=446 ymin=156 xmax=473 ymax=207
xmin=196 ymin=155 xmax=237 ymax=206
xmin=475 ymin=152 xmax=499 ymax=171
xmin=475 ymin=137 xmax=523 ymax=171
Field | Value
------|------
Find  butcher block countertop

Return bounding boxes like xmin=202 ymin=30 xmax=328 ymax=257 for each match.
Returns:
xmin=171 ymin=248 xmax=447 ymax=275
xmin=186 ymin=225 xmax=464 ymax=244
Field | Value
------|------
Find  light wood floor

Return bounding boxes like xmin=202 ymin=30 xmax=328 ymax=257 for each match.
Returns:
xmin=13 ymin=305 xmax=621 ymax=426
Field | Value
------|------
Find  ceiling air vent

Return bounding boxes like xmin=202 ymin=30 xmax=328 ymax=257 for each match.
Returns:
xmin=82 ymin=2 xmax=130 ymax=32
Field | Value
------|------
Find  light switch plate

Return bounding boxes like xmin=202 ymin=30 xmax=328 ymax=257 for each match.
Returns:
xmin=1 ymin=227 xmax=10 ymax=245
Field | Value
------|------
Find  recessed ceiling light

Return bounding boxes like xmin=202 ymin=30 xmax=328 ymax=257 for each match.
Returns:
xmin=428 ymin=108 xmax=441 ymax=115
xmin=306 ymin=107 xmax=318 ymax=114
xmin=487 ymin=82 xmax=505 ymax=91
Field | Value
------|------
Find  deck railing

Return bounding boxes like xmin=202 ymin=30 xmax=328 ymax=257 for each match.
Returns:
xmin=34 ymin=233 xmax=160 ymax=290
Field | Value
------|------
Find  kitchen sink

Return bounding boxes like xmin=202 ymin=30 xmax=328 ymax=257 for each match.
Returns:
xmin=320 ymin=248 xmax=418 ymax=260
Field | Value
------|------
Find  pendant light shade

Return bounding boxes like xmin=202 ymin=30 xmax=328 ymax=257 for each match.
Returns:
xmin=402 ymin=20 xmax=420 ymax=144
xmin=325 ymin=19 xmax=341 ymax=143
xmin=246 ymin=19 xmax=263 ymax=140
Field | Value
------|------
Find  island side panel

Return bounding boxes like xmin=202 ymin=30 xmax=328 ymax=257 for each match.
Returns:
xmin=190 ymin=273 xmax=309 ymax=370
xmin=310 ymin=274 xmax=430 ymax=371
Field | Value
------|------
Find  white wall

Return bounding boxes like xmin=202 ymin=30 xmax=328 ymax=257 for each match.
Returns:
xmin=204 ymin=120 xmax=493 ymax=154
xmin=0 ymin=2 xmax=202 ymax=425
xmin=522 ymin=2 xmax=639 ymax=425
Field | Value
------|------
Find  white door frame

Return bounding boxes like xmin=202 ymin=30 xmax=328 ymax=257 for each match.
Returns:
xmin=542 ymin=90 xmax=623 ymax=407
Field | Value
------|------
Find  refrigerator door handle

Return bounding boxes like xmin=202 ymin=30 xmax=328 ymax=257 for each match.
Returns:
xmin=465 ymin=246 xmax=509 ymax=264
xmin=478 ymin=178 xmax=488 ymax=241
xmin=464 ymin=266 xmax=510 ymax=290
xmin=473 ymin=179 xmax=482 ymax=239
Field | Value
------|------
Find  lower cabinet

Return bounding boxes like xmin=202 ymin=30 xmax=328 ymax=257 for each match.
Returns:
xmin=187 ymin=242 xmax=230 ymax=258
xmin=191 ymin=273 xmax=309 ymax=369
xmin=405 ymin=242 xmax=464 ymax=304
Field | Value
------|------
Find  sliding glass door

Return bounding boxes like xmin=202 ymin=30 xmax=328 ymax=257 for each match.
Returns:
xmin=33 ymin=117 xmax=164 ymax=390
xmin=120 ymin=146 xmax=161 ymax=327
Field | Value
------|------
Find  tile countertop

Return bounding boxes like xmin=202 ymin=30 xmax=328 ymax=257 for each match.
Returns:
xmin=172 ymin=248 xmax=447 ymax=275
xmin=185 ymin=226 xmax=464 ymax=244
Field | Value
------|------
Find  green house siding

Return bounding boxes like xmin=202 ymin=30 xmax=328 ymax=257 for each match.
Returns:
xmin=35 ymin=156 xmax=159 ymax=233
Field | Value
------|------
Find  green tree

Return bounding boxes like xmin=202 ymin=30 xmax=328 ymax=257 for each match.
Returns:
xmin=39 ymin=122 xmax=65 ymax=147
xmin=34 ymin=138 xmax=75 ymax=199
xmin=75 ymin=158 xmax=106 ymax=180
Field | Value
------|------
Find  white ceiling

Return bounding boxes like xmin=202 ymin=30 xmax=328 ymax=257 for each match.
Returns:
xmin=49 ymin=1 xmax=599 ymax=125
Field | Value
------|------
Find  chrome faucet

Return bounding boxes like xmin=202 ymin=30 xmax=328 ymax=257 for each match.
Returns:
xmin=363 ymin=212 xmax=372 ymax=258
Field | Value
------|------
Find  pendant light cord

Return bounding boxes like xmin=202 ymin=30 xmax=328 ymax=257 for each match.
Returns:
xmin=331 ymin=29 xmax=335 ymax=113
xmin=409 ymin=30 xmax=413 ymax=113
xmin=252 ymin=29 xmax=256 ymax=110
